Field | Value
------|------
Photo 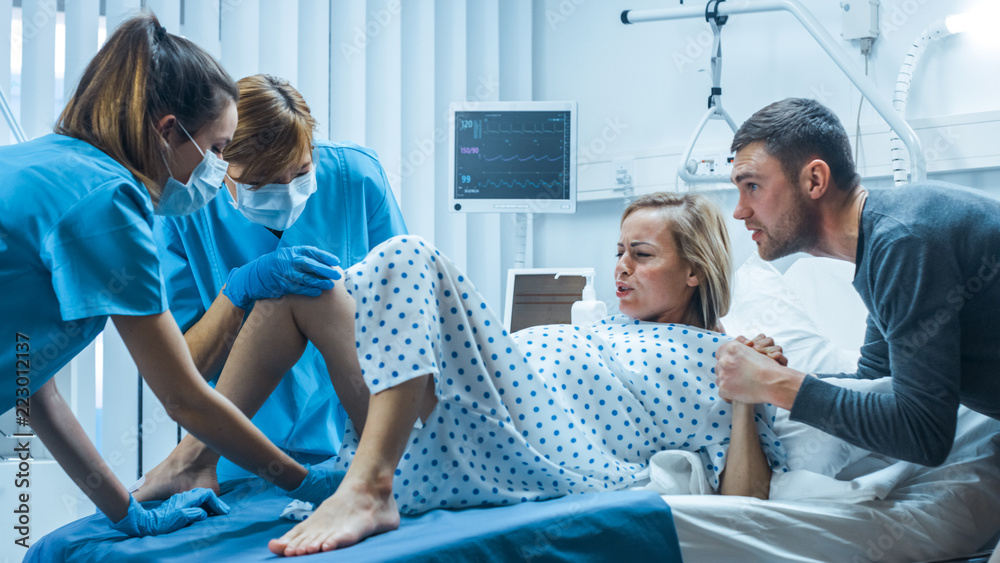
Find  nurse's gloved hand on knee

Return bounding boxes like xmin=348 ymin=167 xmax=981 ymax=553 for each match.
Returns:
xmin=285 ymin=464 xmax=346 ymax=505
xmin=223 ymin=246 xmax=342 ymax=309
xmin=110 ymin=488 xmax=230 ymax=537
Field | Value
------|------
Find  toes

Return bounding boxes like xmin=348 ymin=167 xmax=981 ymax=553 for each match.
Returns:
xmin=267 ymin=539 xmax=287 ymax=556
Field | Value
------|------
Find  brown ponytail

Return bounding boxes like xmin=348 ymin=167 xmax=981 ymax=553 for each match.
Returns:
xmin=56 ymin=12 xmax=238 ymax=201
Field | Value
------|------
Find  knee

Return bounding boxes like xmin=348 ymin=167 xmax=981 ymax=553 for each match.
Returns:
xmin=374 ymin=235 xmax=437 ymax=260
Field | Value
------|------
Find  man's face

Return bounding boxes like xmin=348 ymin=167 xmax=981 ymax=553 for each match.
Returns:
xmin=730 ymin=142 xmax=818 ymax=260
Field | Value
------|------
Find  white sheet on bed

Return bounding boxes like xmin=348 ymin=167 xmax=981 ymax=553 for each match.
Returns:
xmin=663 ymin=407 xmax=1000 ymax=562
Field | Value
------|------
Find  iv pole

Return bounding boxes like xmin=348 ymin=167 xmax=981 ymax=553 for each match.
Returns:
xmin=622 ymin=0 xmax=926 ymax=184
xmin=678 ymin=1 xmax=738 ymax=184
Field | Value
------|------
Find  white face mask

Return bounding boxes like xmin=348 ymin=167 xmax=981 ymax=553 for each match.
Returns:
xmin=233 ymin=169 xmax=317 ymax=231
xmin=155 ymin=122 xmax=229 ymax=216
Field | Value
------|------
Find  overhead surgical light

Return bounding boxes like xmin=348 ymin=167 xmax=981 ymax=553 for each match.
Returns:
xmin=889 ymin=3 xmax=997 ymax=186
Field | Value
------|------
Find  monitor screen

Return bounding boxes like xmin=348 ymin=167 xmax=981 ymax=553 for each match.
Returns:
xmin=449 ymin=101 xmax=577 ymax=213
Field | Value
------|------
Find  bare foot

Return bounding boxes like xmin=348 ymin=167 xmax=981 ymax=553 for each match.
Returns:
xmin=268 ymin=475 xmax=400 ymax=556
xmin=133 ymin=439 xmax=220 ymax=502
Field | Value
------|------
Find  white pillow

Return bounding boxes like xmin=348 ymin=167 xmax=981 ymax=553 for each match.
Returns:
xmin=782 ymin=256 xmax=867 ymax=355
xmin=720 ymin=253 xmax=858 ymax=375
xmin=722 ymin=253 xmax=879 ymax=476
xmin=774 ymin=377 xmax=892 ymax=476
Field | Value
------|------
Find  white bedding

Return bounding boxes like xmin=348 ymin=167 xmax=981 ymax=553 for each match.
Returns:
xmin=664 ymin=406 xmax=1000 ymax=562
xmin=662 ymin=254 xmax=1000 ymax=562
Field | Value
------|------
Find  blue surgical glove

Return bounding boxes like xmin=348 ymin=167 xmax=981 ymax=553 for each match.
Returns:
xmin=285 ymin=465 xmax=346 ymax=505
xmin=110 ymin=488 xmax=230 ymax=537
xmin=222 ymin=246 xmax=342 ymax=309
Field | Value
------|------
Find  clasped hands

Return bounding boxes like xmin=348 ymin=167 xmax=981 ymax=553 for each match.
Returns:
xmin=716 ymin=333 xmax=790 ymax=405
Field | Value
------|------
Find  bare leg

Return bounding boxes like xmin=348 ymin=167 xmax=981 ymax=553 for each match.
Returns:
xmin=135 ymin=285 xmax=368 ymax=501
xmin=269 ymin=373 xmax=435 ymax=556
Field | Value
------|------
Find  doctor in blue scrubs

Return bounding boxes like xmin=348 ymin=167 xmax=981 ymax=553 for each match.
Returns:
xmin=133 ymin=74 xmax=406 ymax=494
xmin=0 ymin=16 xmax=338 ymax=537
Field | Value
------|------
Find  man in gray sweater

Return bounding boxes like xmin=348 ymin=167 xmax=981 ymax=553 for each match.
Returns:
xmin=715 ymin=97 xmax=1000 ymax=470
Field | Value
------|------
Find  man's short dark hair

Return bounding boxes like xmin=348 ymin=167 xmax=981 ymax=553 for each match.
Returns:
xmin=730 ymin=98 xmax=860 ymax=191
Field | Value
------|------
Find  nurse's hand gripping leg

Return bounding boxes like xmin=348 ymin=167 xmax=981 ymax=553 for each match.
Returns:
xmin=269 ymin=374 xmax=436 ymax=556
xmin=134 ymin=284 xmax=370 ymax=502
xmin=114 ymin=312 xmax=310 ymax=495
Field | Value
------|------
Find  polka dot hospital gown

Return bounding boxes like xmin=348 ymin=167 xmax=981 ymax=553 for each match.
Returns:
xmin=330 ymin=235 xmax=787 ymax=514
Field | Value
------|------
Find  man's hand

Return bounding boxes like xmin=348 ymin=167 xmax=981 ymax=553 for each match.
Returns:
xmin=716 ymin=339 xmax=804 ymax=409
xmin=736 ymin=333 xmax=788 ymax=366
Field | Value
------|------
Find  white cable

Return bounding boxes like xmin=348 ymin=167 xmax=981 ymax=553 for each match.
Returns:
xmin=890 ymin=21 xmax=951 ymax=187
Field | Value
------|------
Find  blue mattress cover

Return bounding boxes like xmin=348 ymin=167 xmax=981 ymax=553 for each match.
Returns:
xmin=25 ymin=478 xmax=683 ymax=562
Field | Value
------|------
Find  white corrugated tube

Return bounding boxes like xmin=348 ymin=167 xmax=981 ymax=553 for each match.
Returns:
xmin=890 ymin=20 xmax=954 ymax=187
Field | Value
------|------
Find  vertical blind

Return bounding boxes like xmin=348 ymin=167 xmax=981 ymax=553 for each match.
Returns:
xmin=2 ymin=0 xmax=534 ymax=498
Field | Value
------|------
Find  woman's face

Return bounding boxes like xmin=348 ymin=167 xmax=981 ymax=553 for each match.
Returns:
xmin=224 ymin=150 xmax=314 ymax=198
xmin=615 ymin=208 xmax=699 ymax=324
xmin=165 ymin=100 xmax=238 ymax=184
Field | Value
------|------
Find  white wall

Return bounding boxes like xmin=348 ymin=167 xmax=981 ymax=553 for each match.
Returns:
xmin=529 ymin=0 xmax=1000 ymax=307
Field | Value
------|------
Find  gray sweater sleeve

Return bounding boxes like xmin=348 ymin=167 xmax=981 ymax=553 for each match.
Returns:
xmin=790 ymin=233 xmax=962 ymax=466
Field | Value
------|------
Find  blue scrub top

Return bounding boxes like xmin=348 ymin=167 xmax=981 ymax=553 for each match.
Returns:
xmin=155 ymin=140 xmax=407 ymax=467
xmin=0 ymin=134 xmax=167 ymax=410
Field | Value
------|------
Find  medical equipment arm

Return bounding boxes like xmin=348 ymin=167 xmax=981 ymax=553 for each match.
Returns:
xmin=621 ymin=0 xmax=926 ymax=184
xmin=111 ymin=312 xmax=309 ymax=491
xmin=719 ymin=401 xmax=771 ymax=499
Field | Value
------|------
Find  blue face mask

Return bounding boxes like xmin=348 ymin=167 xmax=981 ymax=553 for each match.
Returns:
xmin=154 ymin=122 xmax=229 ymax=216
xmin=232 ymin=169 xmax=318 ymax=231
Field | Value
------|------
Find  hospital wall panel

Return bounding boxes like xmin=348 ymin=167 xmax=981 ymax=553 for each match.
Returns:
xmin=62 ymin=0 xmax=98 ymax=101
xmin=364 ymin=0 xmax=402 ymax=206
xmin=400 ymin=0 xmax=436 ymax=239
xmin=103 ymin=0 xmax=140 ymax=35
xmin=432 ymin=0 xmax=469 ymax=274
xmin=329 ymin=1 xmax=367 ymax=144
xmin=220 ymin=0 xmax=260 ymax=86
xmin=19 ymin=0 xmax=56 ymax=140
xmin=258 ymin=0 xmax=298 ymax=86
xmin=144 ymin=0 xmax=180 ymax=36
xmin=0 ymin=0 xmax=11 ymax=145
xmin=297 ymin=0 xmax=330 ymax=138
xmin=181 ymin=0 xmax=220 ymax=60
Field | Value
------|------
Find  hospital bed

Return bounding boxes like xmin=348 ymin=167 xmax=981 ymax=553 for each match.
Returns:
xmin=24 ymin=254 xmax=1000 ymax=562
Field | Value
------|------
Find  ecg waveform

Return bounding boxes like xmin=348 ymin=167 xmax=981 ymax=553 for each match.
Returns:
xmin=480 ymin=120 xmax=565 ymax=138
xmin=481 ymin=154 xmax=563 ymax=163
xmin=482 ymin=178 xmax=563 ymax=189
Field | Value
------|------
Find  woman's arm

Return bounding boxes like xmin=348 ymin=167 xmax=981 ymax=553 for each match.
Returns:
xmin=182 ymin=290 xmax=245 ymax=379
xmin=717 ymin=335 xmax=784 ymax=498
xmin=111 ymin=311 xmax=308 ymax=491
xmin=29 ymin=377 xmax=132 ymax=522
xmin=718 ymin=401 xmax=772 ymax=499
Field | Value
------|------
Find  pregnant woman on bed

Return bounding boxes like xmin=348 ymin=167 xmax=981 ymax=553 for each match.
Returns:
xmin=136 ymin=192 xmax=788 ymax=556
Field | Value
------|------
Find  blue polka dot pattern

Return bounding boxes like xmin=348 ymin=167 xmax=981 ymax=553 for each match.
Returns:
xmin=331 ymin=235 xmax=787 ymax=514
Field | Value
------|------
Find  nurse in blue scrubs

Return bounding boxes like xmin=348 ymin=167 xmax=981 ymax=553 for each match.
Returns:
xmin=0 ymin=16 xmax=335 ymax=536
xmin=136 ymin=74 xmax=406 ymax=492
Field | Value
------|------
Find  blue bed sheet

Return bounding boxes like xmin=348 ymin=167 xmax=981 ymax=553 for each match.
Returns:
xmin=25 ymin=478 xmax=683 ymax=562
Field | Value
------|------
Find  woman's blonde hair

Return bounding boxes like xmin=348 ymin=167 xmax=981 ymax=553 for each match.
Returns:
xmin=223 ymin=75 xmax=316 ymax=188
xmin=56 ymin=12 xmax=238 ymax=201
xmin=621 ymin=192 xmax=733 ymax=331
